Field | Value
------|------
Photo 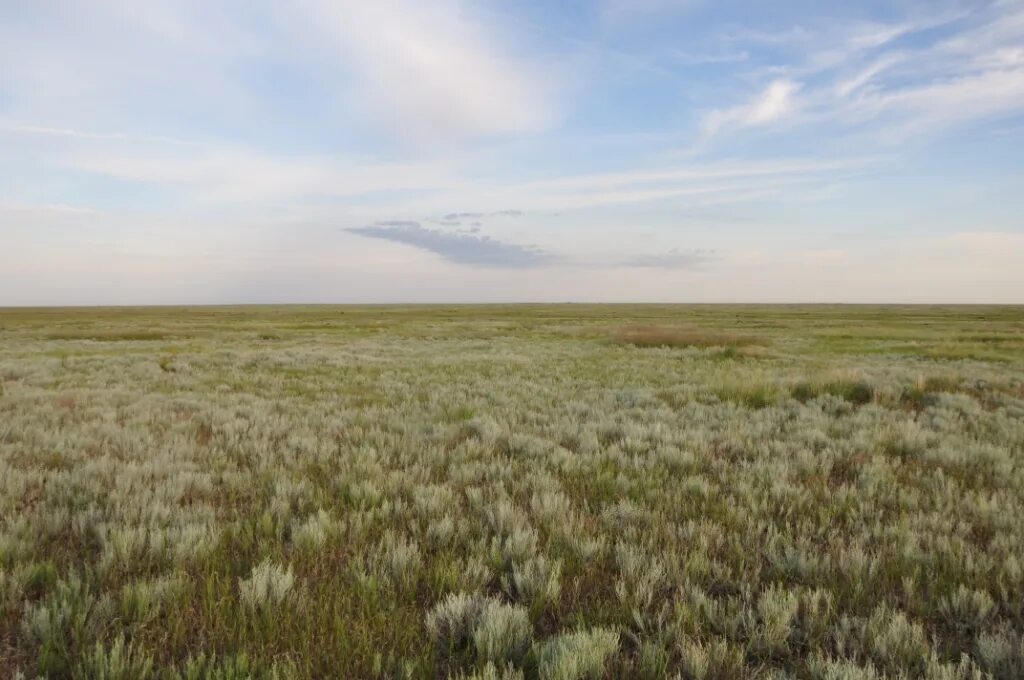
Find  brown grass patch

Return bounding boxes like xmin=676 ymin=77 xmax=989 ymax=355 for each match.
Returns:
xmin=612 ymin=325 xmax=761 ymax=349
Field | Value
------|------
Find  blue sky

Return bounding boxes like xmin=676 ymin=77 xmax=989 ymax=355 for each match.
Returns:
xmin=2 ymin=0 xmax=1022 ymax=303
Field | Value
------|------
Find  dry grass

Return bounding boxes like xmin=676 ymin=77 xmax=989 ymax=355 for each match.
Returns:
xmin=612 ymin=324 xmax=761 ymax=349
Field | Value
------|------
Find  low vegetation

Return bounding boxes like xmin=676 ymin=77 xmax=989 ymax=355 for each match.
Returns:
xmin=1 ymin=304 xmax=1022 ymax=678
xmin=612 ymin=325 xmax=760 ymax=349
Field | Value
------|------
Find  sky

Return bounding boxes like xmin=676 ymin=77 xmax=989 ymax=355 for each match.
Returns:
xmin=2 ymin=0 xmax=1023 ymax=304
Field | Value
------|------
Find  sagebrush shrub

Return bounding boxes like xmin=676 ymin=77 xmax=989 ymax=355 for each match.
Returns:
xmin=534 ymin=628 xmax=619 ymax=680
xmin=238 ymin=560 xmax=295 ymax=612
xmin=472 ymin=600 xmax=533 ymax=665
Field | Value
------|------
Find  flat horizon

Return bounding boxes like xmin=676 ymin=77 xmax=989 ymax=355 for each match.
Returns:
xmin=4 ymin=301 xmax=1024 ymax=310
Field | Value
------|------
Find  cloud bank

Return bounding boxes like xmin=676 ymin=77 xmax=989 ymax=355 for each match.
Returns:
xmin=347 ymin=222 xmax=551 ymax=268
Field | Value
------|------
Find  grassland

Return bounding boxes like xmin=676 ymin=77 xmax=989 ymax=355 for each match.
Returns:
xmin=1 ymin=304 xmax=1022 ymax=679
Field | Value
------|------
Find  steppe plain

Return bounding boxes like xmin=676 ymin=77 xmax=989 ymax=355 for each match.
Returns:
xmin=1 ymin=305 xmax=1022 ymax=678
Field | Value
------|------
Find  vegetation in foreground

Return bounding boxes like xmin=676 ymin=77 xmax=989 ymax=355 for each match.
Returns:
xmin=1 ymin=304 xmax=1023 ymax=679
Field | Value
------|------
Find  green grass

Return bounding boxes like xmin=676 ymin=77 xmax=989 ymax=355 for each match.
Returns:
xmin=1 ymin=304 xmax=1023 ymax=678
xmin=611 ymin=325 xmax=761 ymax=349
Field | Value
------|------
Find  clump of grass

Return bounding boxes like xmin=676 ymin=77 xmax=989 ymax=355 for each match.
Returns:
xmin=713 ymin=382 xmax=781 ymax=408
xmin=898 ymin=386 xmax=940 ymax=412
xmin=22 ymin=562 xmax=59 ymax=600
xmin=791 ymin=379 xmax=875 ymax=405
xmin=79 ymin=635 xmax=155 ymax=680
xmin=612 ymin=325 xmax=760 ymax=349
xmin=897 ymin=374 xmax=961 ymax=411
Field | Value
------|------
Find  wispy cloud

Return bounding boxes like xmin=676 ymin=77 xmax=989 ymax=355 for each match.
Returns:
xmin=304 ymin=0 xmax=556 ymax=145
xmin=707 ymin=3 xmax=1024 ymax=144
xmin=347 ymin=222 xmax=550 ymax=267
xmin=671 ymin=49 xmax=749 ymax=66
xmin=0 ymin=122 xmax=195 ymax=145
xmin=507 ymin=157 xmax=867 ymax=193
xmin=61 ymin=148 xmax=457 ymax=204
xmin=438 ymin=210 xmax=525 ymax=223
xmin=55 ymin=138 xmax=869 ymax=211
xmin=832 ymin=55 xmax=903 ymax=98
xmin=846 ymin=66 xmax=1024 ymax=134
xmin=0 ymin=201 xmax=101 ymax=216
xmin=703 ymin=80 xmax=801 ymax=136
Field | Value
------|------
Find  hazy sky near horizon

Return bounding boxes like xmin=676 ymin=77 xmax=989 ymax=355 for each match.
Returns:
xmin=2 ymin=0 xmax=1023 ymax=304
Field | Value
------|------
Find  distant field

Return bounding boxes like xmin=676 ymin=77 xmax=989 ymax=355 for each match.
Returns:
xmin=1 ymin=305 xmax=1023 ymax=678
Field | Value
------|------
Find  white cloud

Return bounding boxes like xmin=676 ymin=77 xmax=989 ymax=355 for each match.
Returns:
xmin=736 ymin=13 xmax=963 ymax=78
xmin=48 ymin=130 xmax=870 ymax=212
xmin=850 ymin=66 xmax=1024 ymax=133
xmin=509 ymin=157 xmax=867 ymax=193
xmin=844 ymin=23 xmax=913 ymax=51
xmin=703 ymin=80 xmax=801 ymax=136
xmin=381 ymin=155 xmax=869 ymax=214
xmin=832 ymin=5 xmax=1024 ymax=133
xmin=0 ymin=0 xmax=263 ymax=124
xmin=0 ymin=122 xmax=194 ymax=146
xmin=745 ymin=80 xmax=801 ymax=123
xmin=0 ymin=0 xmax=556 ymax=151
xmin=833 ymin=55 xmax=902 ymax=98
xmin=703 ymin=3 xmax=1024 ymax=145
xmin=303 ymin=0 xmax=555 ymax=145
